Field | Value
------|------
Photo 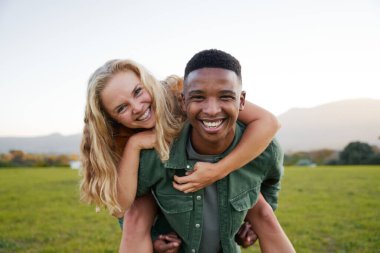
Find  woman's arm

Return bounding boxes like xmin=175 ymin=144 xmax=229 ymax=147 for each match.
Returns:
xmin=116 ymin=130 xmax=156 ymax=216
xmin=173 ymin=101 xmax=280 ymax=193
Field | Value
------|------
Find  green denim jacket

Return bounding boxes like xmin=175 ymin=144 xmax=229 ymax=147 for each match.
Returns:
xmin=137 ymin=121 xmax=284 ymax=253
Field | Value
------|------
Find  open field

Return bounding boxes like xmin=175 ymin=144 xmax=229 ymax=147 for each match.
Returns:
xmin=0 ymin=166 xmax=379 ymax=253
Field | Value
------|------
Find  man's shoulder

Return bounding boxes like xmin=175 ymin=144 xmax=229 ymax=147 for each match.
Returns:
xmin=249 ymin=138 xmax=283 ymax=167
xmin=136 ymin=149 xmax=165 ymax=197
xmin=139 ymin=149 xmax=163 ymax=170
xmin=140 ymin=148 xmax=160 ymax=158
xmin=236 ymin=121 xmax=283 ymax=162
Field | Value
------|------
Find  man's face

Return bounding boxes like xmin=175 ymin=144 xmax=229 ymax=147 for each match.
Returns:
xmin=182 ymin=68 xmax=245 ymax=154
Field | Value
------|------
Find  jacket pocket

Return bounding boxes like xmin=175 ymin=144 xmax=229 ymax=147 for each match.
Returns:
xmin=229 ymin=186 xmax=260 ymax=235
xmin=152 ymin=191 xmax=193 ymax=239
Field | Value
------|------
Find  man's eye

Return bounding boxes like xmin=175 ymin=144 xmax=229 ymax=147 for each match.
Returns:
xmin=221 ymin=96 xmax=235 ymax=101
xmin=190 ymin=96 xmax=204 ymax=101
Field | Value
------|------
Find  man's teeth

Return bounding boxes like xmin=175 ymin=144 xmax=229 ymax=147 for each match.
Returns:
xmin=138 ymin=108 xmax=150 ymax=121
xmin=203 ymin=120 xmax=223 ymax=128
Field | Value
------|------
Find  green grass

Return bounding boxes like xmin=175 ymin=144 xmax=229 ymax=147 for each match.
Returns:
xmin=0 ymin=168 xmax=120 ymax=253
xmin=244 ymin=166 xmax=380 ymax=253
xmin=1 ymin=166 xmax=379 ymax=253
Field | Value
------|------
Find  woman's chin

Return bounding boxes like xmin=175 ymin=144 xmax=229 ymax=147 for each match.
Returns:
xmin=135 ymin=119 xmax=156 ymax=130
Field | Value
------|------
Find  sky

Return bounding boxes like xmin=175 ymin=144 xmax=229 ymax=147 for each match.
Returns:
xmin=0 ymin=0 xmax=379 ymax=137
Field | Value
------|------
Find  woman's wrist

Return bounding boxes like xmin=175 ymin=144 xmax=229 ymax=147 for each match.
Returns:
xmin=126 ymin=135 xmax=143 ymax=151
xmin=213 ymin=160 xmax=231 ymax=180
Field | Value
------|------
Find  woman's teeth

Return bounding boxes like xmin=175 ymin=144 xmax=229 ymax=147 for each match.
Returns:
xmin=138 ymin=108 xmax=150 ymax=121
xmin=202 ymin=120 xmax=223 ymax=128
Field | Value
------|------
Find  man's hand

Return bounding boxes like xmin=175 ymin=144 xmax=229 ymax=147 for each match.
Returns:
xmin=173 ymin=162 xmax=223 ymax=193
xmin=153 ymin=233 xmax=182 ymax=253
xmin=235 ymin=221 xmax=258 ymax=248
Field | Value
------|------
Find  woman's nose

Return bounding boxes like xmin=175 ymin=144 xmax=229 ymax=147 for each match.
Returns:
xmin=131 ymin=101 xmax=143 ymax=114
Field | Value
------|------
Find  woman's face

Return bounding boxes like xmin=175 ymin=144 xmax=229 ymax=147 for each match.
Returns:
xmin=100 ymin=70 xmax=156 ymax=129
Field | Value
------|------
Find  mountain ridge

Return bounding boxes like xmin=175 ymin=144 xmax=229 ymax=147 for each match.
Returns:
xmin=1 ymin=98 xmax=379 ymax=154
xmin=277 ymin=98 xmax=380 ymax=152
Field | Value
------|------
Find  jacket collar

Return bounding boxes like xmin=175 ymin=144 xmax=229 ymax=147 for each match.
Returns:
xmin=164 ymin=121 xmax=244 ymax=170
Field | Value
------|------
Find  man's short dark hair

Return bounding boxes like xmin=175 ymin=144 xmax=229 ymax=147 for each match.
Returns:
xmin=184 ymin=49 xmax=242 ymax=83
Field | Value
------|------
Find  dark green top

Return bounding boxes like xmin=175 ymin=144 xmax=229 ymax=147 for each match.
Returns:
xmin=186 ymin=139 xmax=222 ymax=253
xmin=137 ymin=121 xmax=284 ymax=253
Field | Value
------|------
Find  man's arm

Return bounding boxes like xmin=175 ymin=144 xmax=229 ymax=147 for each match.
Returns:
xmin=260 ymin=139 xmax=284 ymax=210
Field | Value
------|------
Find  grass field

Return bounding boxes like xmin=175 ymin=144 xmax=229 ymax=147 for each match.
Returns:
xmin=0 ymin=166 xmax=379 ymax=253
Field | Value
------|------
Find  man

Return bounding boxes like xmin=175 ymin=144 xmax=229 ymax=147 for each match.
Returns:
xmin=139 ymin=49 xmax=286 ymax=253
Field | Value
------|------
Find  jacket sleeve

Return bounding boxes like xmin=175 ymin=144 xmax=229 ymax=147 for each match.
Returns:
xmin=260 ymin=139 xmax=284 ymax=211
xmin=136 ymin=150 xmax=162 ymax=197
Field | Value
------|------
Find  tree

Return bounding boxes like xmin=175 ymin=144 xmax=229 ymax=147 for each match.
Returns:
xmin=9 ymin=150 xmax=26 ymax=166
xmin=339 ymin=141 xmax=374 ymax=165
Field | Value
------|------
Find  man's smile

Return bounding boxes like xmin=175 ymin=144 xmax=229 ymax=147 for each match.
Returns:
xmin=199 ymin=118 xmax=226 ymax=133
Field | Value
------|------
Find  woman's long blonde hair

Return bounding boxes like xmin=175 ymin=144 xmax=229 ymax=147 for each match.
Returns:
xmin=80 ymin=59 xmax=184 ymax=214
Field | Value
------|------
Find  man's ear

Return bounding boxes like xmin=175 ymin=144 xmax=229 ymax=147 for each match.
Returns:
xmin=180 ymin=93 xmax=186 ymax=112
xmin=239 ymin=91 xmax=246 ymax=111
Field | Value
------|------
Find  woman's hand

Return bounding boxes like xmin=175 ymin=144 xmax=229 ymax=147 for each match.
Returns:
xmin=128 ymin=130 xmax=156 ymax=150
xmin=172 ymin=162 xmax=224 ymax=193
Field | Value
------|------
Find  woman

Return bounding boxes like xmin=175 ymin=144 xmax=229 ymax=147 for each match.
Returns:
xmin=80 ymin=59 xmax=294 ymax=253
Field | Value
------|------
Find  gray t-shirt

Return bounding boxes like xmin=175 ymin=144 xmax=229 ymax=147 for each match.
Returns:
xmin=186 ymin=139 xmax=223 ymax=253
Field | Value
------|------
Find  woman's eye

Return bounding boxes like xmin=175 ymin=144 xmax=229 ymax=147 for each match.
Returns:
xmin=134 ymin=87 xmax=142 ymax=96
xmin=117 ymin=105 xmax=127 ymax=114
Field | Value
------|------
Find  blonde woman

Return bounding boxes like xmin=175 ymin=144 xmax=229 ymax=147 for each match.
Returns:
xmin=80 ymin=59 xmax=290 ymax=253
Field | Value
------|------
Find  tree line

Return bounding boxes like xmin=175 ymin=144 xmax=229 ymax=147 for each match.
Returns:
xmin=285 ymin=141 xmax=380 ymax=166
xmin=1 ymin=141 xmax=379 ymax=168
xmin=0 ymin=150 xmax=79 ymax=168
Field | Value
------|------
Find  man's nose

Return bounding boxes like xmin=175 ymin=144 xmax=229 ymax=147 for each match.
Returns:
xmin=203 ymin=98 xmax=221 ymax=116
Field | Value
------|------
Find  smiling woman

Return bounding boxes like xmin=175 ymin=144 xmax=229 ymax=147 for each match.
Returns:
xmin=80 ymin=59 xmax=186 ymax=252
xmin=80 ymin=60 xmax=184 ymax=236
xmin=100 ymin=70 xmax=156 ymax=130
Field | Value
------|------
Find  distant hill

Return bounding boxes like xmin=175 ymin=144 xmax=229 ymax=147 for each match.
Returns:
xmin=277 ymin=98 xmax=380 ymax=152
xmin=0 ymin=133 xmax=81 ymax=154
xmin=1 ymin=98 xmax=380 ymax=154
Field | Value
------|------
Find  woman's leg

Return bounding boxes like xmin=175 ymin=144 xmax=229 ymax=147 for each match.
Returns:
xmin=119 ymin=194 xmax=157 ymax=253
xmin=244 ymin=194 xmax=296 ymax=253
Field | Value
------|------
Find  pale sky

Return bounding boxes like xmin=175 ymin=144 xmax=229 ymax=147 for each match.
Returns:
xmin=1 ymin=0 xmax=379 ymax=137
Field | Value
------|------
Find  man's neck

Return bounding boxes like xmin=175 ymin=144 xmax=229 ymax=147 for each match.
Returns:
xmin=190 ymin=129 xmax=235 ymax=155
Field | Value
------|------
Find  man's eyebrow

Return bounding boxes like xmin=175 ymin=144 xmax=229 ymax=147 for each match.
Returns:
xmin=188 ymin=90 xmax=205 ymax=96
xmin=219 ymin=90 xmax=236 ymax=95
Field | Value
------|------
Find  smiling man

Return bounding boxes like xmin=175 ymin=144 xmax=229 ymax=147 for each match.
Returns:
xmin=183 ymin=67 xmax=244 ymax=155
xmin=136 ymin=49 xmax=286 ymax=253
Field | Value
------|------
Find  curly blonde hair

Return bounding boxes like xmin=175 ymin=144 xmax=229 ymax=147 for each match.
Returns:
xmin=80 ymin=59 xmax=184 ymax=214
